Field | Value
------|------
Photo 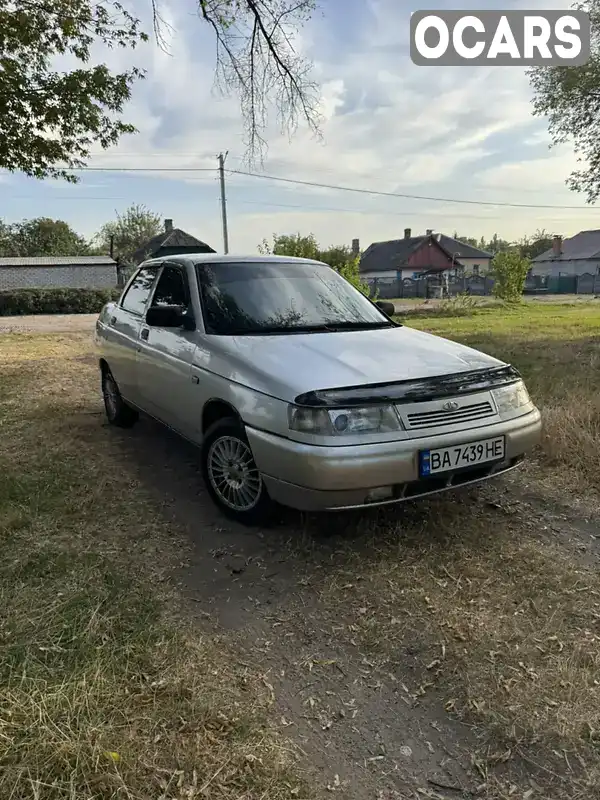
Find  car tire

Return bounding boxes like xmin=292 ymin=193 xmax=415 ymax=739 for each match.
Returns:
xmin=101 ymin=367 xmax=139 ymax=428
xmin=201 ymin=417 xmax=275 ymax=526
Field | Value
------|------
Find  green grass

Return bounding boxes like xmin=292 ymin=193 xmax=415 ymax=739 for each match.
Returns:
xmin=0 ymin=336 xmax=305 ymax=800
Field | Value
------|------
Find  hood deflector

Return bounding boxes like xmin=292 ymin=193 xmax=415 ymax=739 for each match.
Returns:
xmin=294 ymin=365 xmax=521 ymax=408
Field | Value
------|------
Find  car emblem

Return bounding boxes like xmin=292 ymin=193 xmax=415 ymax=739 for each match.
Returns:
xmin=443 ymin=400 xmax=460 ymax=412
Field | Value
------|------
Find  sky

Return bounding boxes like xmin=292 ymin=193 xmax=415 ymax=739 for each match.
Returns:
xmin=1 ymin=0 xmax=598 ymax=253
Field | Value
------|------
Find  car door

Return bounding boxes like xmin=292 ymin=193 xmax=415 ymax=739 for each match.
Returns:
xmin=135 ymin=262 xmax=200 ymax=436
xmin=101 ymin=263 xmax=160 ymax=405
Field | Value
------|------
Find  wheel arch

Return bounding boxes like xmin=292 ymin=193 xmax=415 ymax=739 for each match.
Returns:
xmin=202 ymin=398 xmax=241 ymax=433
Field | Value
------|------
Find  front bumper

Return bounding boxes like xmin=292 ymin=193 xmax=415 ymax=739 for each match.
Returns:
xmin=246 ymin=408 xmax=542 ymax=512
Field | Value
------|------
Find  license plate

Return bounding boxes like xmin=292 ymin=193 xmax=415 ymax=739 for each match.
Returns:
xmin=419 ymin=436 xmax=505 ymax=477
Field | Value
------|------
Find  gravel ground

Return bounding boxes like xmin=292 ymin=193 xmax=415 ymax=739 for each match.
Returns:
xmin=0 ymin=314 xmax=97 ymax=333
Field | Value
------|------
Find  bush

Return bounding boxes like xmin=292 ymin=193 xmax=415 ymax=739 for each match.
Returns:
xmin=491 ymin=251 xmax=530 ymax=302
xmin=0 ymin=287 xmax=121 ymax=316
xmin=433 ymin=293 xmax=480 ymax=317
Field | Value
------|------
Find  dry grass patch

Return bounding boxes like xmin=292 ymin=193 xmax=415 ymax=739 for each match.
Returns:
xmin=316 ymin=496 xmax=600 ymax=798
xmin=0 ymin=335 xmax=306 ymax=800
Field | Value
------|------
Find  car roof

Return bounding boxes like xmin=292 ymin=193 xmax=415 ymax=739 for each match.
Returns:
xmin=142 ymin=253 xmax=327 ymax=267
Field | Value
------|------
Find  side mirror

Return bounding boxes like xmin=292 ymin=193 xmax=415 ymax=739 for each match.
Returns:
xmin=146 ymin=305 xmax=191 ymax=328
xmin=376 ymin=300 xmax=395 ymax=316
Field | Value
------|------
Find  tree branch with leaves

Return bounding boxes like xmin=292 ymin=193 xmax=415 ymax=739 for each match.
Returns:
xmin=529 ymin=0 xmax=600 ymax=202
xmin=0 ymin=0 xmax=321 ymax=182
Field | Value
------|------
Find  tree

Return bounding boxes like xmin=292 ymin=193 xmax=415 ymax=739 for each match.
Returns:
xmin=0 ymin=217 xmax=89 ymax=256
xmin=519 ymin=229 xmax=555 ymax=261
xmin=529 ymin=0 xmax=600 ymax=201
xmin=0 ymin=0 xmax=146 ymax=182
xmin=0 ymin=0 xmax=320 ymax=182
xmin=491 ymin=251 xmax=531 ymax=303
xmin=259 ymin=232 xmax=320 ymax=259
xmin=93 ymin=204 xmax=162 ymax=264
xmin=453 ymin=233 xmax=512 ymax=254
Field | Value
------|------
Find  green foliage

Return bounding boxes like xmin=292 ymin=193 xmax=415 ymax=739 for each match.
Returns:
xmin=491 ymin=251 xmax=531 ymax=303
xmin=453 ymin=232 xmax=512 ymax=254
xmin=0 ymin=0 xmax=320 ymax=179
xmin=93 ymin=204 xmax=162 ymax=265
xmin=260 ymin=232 xmax=320 ymax=260
xmin=0 ymin=217 xmax=90 ymax=257
xmin=0 ymin=287 xmax=120 ymax=316
xmin=0 ymin=0 xmax=148 ymax=181
xmin=518 ymin=228 xmax=555 ymax=261
xmin=258 ymin=233 xmax=370 ymax=295
xmin=529 ymin=0 xmax=600 ymax=202
xmin=453 ymin=229 xmax=556 ymax=261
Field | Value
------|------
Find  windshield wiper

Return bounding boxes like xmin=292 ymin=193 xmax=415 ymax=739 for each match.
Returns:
xmin=224 ymin=324 xmax=335 ymax=335
xmin=322 ymin=320 xmax=397 ymax=331
xmin=219 ymin=321 xmax=397 ymax=335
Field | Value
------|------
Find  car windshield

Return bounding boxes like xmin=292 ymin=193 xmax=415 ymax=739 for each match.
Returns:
xmin=196 ymin=261 xmax=393 ymax=335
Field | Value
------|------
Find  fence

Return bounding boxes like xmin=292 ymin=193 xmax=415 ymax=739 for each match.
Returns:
xmin=367 ymin=272 xmax=600 ymax=299
xmin=367 ymin=274 xmax=495 ymax=299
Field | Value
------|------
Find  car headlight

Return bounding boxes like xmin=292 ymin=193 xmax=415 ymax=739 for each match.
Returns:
xmin=492 ymin=380 xmax=531 ymax=415
xmin=288 ymin=405 xmax=401 ymax=435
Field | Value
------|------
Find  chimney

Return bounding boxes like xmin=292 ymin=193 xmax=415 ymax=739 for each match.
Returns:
xmin=351 ymin=238 xmax=360 ymax=257
xmin=552 ymin=235 xmax=562 ymax=256
xmin=404 ymin=228 xmax=411 ymax=239
xmin=426 ymin=229 xmax=433 ymax=236
xmin=165 ymin=218 xmax=173 ymax=233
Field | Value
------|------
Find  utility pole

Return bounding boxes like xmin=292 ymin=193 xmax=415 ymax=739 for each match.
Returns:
xmin=218 ymin=152 xmax=229 ymax=254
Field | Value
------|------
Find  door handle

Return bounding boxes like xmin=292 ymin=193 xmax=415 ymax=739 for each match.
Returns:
xmin=140 ymin=328 xmax=149 ymax=341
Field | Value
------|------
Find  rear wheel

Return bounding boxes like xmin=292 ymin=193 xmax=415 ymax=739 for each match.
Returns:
xmin=201 ymin=417 xmax=274 ymax=526
xmin=101 ymin=367 xmax=138 ymax=428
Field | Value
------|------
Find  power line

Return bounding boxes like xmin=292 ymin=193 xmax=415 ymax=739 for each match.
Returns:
xmin=229 ymin=198 xmax=509 ymax=220
xmin=227 ymin=168 xmax=598 ymax=211
xmin=64 ymin=166 xmax=216 ymax=172
xmin=1 ymin=162 xmax=596 ymax=211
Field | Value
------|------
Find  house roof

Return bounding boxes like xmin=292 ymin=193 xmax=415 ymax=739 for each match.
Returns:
xmin=360 ymin=233 xmax=488 ymax=273
xmin=360 ymin=236 xmax=427 ymax=273
xmin=435 ymin=234 xmax=492 ymax=259
xmin=0 ymin=255 xmax=116 ymax=267
xmin=132 ymin=227 xmax=214 ymax=263
xmin=533 ymin=230 xmax=600 ymax=262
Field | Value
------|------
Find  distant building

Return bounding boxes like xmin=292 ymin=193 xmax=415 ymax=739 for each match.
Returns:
xmin=0 ymin=255 xmax=117 ymax=291
xmin=359 ymin=229 xmax=492 ymax=280
xmin=131 ymin=218 xmax=215 ymax=264
xmin=531 ymin=231 xmax=600 ymax=277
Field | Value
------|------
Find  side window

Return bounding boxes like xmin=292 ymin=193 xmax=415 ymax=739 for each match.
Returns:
xmin=473 ymin=264 xmax=480 ymax=276
xmin=121 ymin=266 xmax=159 ymax=315
xmin=151 ymin=265 xmax=189 ymax=307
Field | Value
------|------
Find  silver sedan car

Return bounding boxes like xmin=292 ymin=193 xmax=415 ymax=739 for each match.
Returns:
xmin=95 ymin=254 xmax=542 ymax=524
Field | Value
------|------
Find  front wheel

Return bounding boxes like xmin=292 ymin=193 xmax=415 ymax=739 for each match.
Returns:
xmin=201 ymin=418 xmax=274 ymax=526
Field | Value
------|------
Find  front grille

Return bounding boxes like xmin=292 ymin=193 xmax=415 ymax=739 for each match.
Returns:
xmin=405 ymin=400 xmax=495 ymax=430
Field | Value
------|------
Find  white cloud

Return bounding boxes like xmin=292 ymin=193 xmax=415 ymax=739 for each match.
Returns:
xmin=5 ymin=0 xmax=596 ymax=250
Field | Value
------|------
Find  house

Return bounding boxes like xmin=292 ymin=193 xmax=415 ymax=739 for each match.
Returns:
xmin=435 ymin=233 xmax=493 ymax=275
xmin=131 ymin=218 xmax=215 ymax=264
xmin=531 ymin=231 xmax=600 ymax=277
xmin=359 ymin=229 xmax=492 ymax=281
xmin=0 ymin=255 xmax=118 ymax=291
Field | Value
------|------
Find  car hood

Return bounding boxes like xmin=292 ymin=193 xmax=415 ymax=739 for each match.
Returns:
xmin=210 ymin=325 xmax=505 ymax=402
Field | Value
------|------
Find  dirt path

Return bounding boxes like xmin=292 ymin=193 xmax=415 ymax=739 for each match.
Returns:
xmin=107 ymin=415 xmax=600 ymax=799
xmin=0 ymin=314 xmax=96 ymax=333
